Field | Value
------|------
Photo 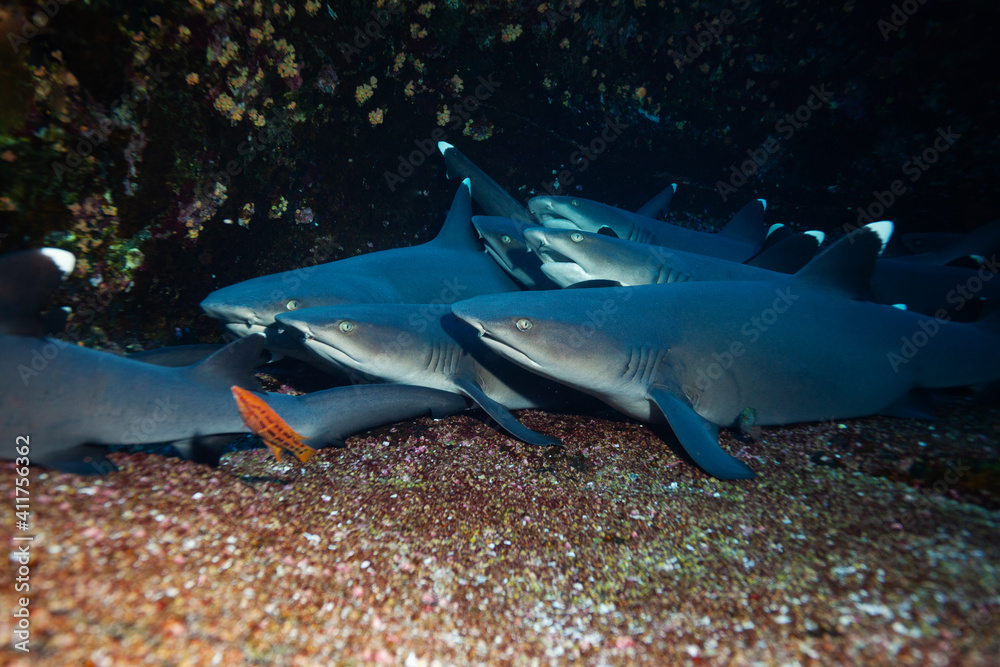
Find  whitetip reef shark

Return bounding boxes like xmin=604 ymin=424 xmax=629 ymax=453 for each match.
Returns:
xmin=528 ymin=194 xmax=770 ymax=262
xmin=200 ymin=179 xmax=518 ymax=345
xmin=0 ymin=248 xmax=468 ymax=473
xmin=452 ymin=223 xmax=1000 ymax=480
xmin=274 ymin=303 xmax=606 ymax=446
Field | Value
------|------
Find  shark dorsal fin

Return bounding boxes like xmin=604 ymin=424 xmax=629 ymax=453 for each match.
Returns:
xmin=184 ymin=334 xmax=265 ymax=390
xmin=429 ymin=178 xmax=479 ymax=250
xmin=745 ymin=233 xmax=821 ymax=274
xmin=718 ymin=199 xmax=767 ymax=245
xmin=0 ymin=248 xmax=75 ymax=336
xmin=793 ymin=222 xmax=893 ymax=298
xmin=636 ymin=183 xmax=677 ymax=219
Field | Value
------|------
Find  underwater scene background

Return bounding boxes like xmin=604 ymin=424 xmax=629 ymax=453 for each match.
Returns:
xmin=1 ymin=0 xmax=999 ymax=664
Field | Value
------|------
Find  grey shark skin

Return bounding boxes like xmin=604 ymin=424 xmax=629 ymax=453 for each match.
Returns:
xmin=275 ymin=303 xmax=596 ymax=446
xmin=200 ymin=179 xmax=518 ymax=343
xmin=452 ymin=223 xmax=1000 ymax=480
xmin=528 ymin=195 xmax=768 ymax=262
xmin=472 ymin=216 xmax=559 ymax=290
xmin=0 ymin=249 xmax=468 ymax=472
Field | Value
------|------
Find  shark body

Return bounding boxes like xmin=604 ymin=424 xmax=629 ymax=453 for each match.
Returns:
xmin=452 ymin=223 xmax=1000 ymax=479
xmin=275 ymin=303 xmax=605 ymax=446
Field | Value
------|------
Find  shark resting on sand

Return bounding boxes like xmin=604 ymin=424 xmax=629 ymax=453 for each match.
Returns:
xmin=452 ymin=223 xmax=1000 ymax=480
xmin=0 ymin=248 xmax=468 ymax=473
xmin=199 ymin=179 xmax=518 ymax=352
xmin=275 ymin=303 xmax=605 ymax=446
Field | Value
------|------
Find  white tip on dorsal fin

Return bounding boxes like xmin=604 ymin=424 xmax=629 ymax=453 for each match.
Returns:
xmin=718 ymin=198 xmax=767 ymax=246
xmin=868 ymin=220 xmax=893 ymax=255
xmin=793 ymin=222 xmax=894 ymax=299
xmin=437 ymin=141 xmax=454 ymax=155
xmin=766 ymin=223 xmax=785 ymax=238
xmin=431 ymin=178 xmax=478 ymax=250
xmin=805 ymin=230 xmax=825 ymax=245
xmin=40 ymin=248 xmax=76 ymax=276
xmin=892 ymin=303 xmax=908 ymax=310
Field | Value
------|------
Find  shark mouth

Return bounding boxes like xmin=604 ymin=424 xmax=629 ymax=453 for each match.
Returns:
xmin=223 ymin=321 xmax=269 ymax=339
xmin=483 ymin=246 xmax=516 ymax=273
xmin=475 ymin=329 xmax=544 ymax=372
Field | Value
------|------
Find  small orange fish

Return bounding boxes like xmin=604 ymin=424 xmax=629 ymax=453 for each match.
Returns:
xmin=230 ymin=386 xmax=317 ymax=463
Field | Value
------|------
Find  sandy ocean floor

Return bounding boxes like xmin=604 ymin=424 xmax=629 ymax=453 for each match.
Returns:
xmin=2 ymin=399 xmax=999 ymax=665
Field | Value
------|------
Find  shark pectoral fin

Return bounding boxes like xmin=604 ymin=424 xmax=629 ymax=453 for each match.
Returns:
xmin=649 ymin=387 xmax=756 ymax=480
xmin=454 ymin=378 xmax=562 ymax=446
xmin=42 ymin=445 xmax=119 ymax=475
xmin=171 ymin=434 xmax=242 ymax=466
xmin=878 ymin=390 xmax=938 ymax=420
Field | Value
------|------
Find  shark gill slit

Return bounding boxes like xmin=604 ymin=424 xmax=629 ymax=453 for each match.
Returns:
xmin=623 ymin=346 xmax=665 ymax=386
xmin=428 ymin=341 xmax=460 ymax=376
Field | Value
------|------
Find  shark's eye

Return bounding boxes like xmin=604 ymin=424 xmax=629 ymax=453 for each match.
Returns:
xmin=500 ymin=234 xmax=512 ymax=244
xmin=570 ymin=199 xmax=580 ymax=207
xmin=339 ymin=321 xmax=354 ymax=333
xmin=570 ymin=232 xmax=584 ymax=243
xmin=515 ymin=318 xmax=532 ymax=332
xmin=285 ymin=299 xmax=300 ymax=311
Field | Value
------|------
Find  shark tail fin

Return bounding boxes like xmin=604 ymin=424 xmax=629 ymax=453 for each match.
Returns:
xmin=793 ymin=222 xmax=892 ymax=299
xmin=636 ymin=183 xmax=677 ymax=219
xmin=430 ymin=178 xmax=479 ymax=251
xmin=184 ymin=334 xmax=265 ymax=390
xmin=718 ymin=199 xmax=767 ymax=246
xmin=0 ymin=247 xmax=75 ymax=336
